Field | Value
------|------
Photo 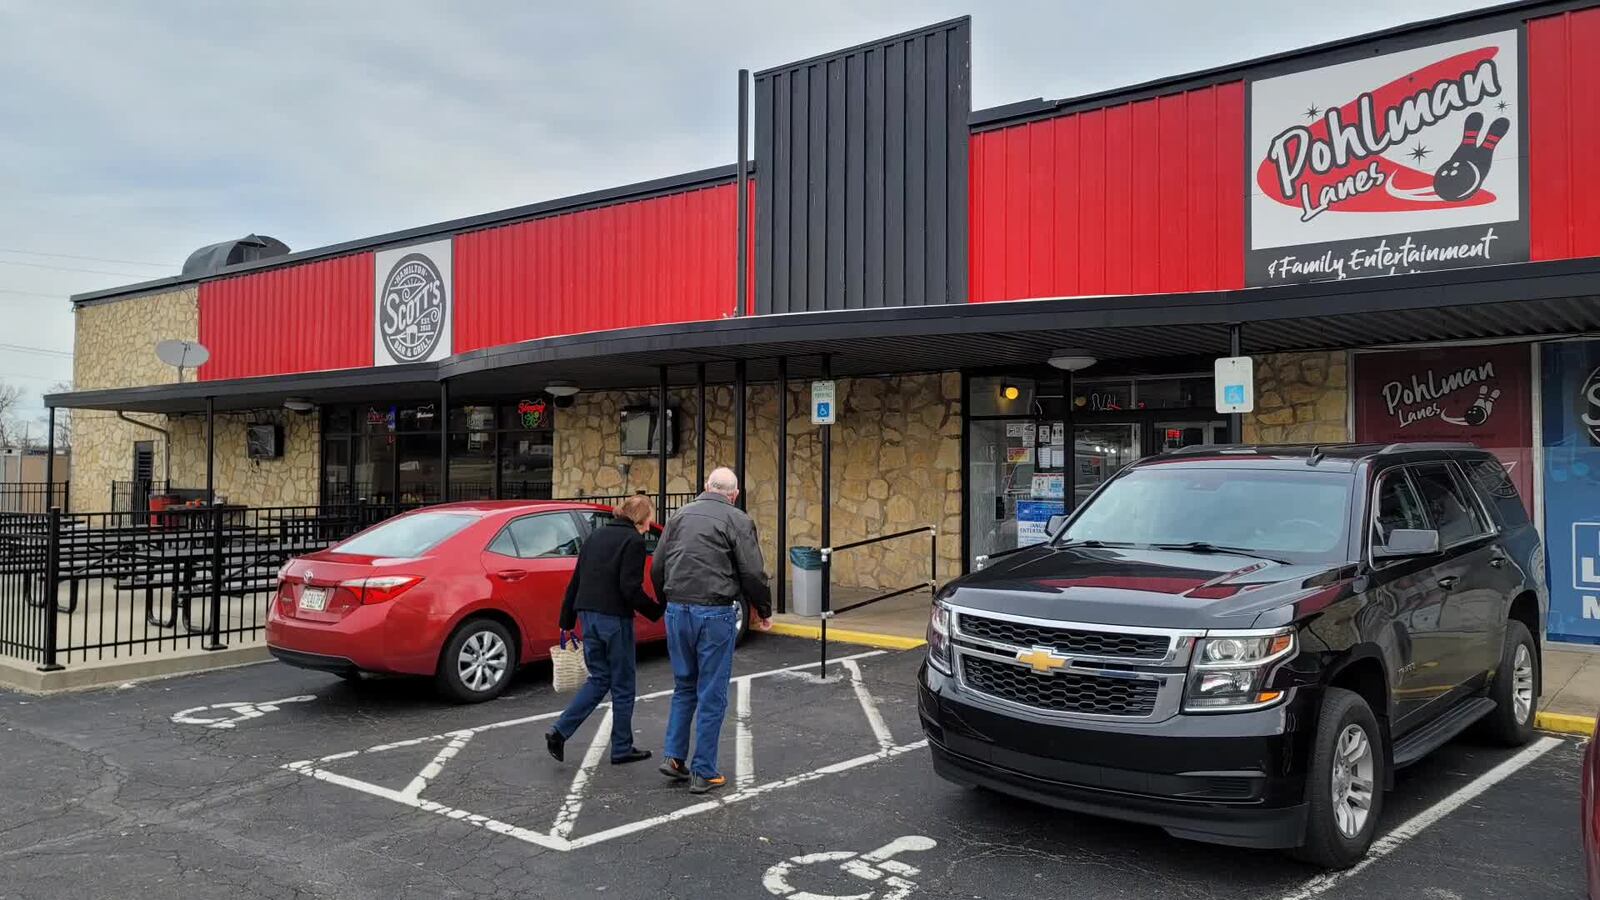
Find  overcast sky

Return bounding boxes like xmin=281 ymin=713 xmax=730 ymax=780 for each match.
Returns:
xmin=0 ymin=0 xmax=1503 ymax=426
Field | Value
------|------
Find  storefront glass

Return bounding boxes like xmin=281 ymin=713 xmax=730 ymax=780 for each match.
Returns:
xmin=1541 ymin=340 xmax=1600 ymax=644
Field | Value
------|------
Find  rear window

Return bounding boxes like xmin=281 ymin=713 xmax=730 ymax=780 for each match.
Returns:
xmin=334 ymin=512 xmax=477 ymax=557
xmin=1460 ymin=456 xmax=1527 ymax=528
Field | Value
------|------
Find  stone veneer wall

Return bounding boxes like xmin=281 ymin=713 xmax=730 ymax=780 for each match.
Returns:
xmin=554 ymin=373 xmax=963 ymax=590
xmin=70 ymin=288 xmax=198 ymax=513
xmin=1243 ymin=351 xmax=1352 ymax=444
xmin=167 ymin=411 xmax=320 ymax=508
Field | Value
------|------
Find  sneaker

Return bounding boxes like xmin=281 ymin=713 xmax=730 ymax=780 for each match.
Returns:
xmin=545 ymin=729 xmax=565 ymax=762
xmin=689 ymin=773 xmax=727 ymax=795
xmin=659 ymin=758 xmax=690 ymax=781
xmin=611 ymin=749 xmax=653 ymax=765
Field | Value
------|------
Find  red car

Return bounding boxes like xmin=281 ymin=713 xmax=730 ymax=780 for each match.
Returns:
xmin=267 ymin=500 xmax=708 ymax=702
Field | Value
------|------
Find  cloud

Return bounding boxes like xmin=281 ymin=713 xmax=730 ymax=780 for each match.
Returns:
xmin=0 ymin=0 xmax=1502 ymax=424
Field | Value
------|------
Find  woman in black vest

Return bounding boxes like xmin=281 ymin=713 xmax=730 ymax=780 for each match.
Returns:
xmin=546 ymin=494 xmax=665 ymax=765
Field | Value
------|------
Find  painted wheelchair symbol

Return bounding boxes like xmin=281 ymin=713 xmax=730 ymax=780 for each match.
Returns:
xmin=763 ymin=835 xmax=937 ymax=900
xmin=171 ymin=694 xmax=316 ymax=729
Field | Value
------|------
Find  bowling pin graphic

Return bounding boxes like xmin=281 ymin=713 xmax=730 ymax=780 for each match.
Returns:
xmin=1463 ymin=385 xmax=1501 ymax=427
xmin=1433 ymin=112 xmax=1512 ymax=203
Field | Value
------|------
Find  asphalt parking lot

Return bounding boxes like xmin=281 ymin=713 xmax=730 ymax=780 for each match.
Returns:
xmin=0 ymin=636 xmax=1585 ymax=899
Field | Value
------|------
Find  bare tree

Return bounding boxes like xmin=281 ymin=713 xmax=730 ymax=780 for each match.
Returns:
xmin=43 ymin=380 xmax=71 ymax=450
xmin=0 ymin=382 xmax=23 ymax=448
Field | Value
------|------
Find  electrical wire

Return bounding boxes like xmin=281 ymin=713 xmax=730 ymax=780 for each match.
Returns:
xmin=0 ymin=344 xmax=71 ymax=359
xmin=0 ymin=259 xmax=159 ymax=278
xmin=0 ymin=247 xmax=174 ymax=269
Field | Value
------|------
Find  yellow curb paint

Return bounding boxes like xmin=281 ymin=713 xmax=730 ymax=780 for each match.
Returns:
xmin=1535 ymin=711 xmax=1596 ymax=737
xmin=765 ymin=621 xmax=927 ymax=651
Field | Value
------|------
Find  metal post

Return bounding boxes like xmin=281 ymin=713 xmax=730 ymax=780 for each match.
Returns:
xmin=204 ymin=397 xmax=216 ymax=504
xmin=1063 ymin=371 xmax=1077 ymax=510
xmin=439 ymin=379 xmax=449 ymax=503
xmin=696 ymin=363 xmax=707 ymax=492
xmin=776 ymin=357 xmax=788 ymax=615
xmin=37 ymin=505 xmax=62 ymax=672
xmin=1228 ymin=323 xmax=1243 ymax=444
xmin=737 ymin=69 xmax=750 ymax=318
xmin=734 ymin=359 xmax=747 ymax=510
xmin=657 ymin=365 xmax=669 ymax=515
xmin=204 ymin=503 xmax=225 ymax=651
xmin=44 ymin=406 xmax=55 ymax=496
xmin=819 ymin=355 xmax=832 ymax=679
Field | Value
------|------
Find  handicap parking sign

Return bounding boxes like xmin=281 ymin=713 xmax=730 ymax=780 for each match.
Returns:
xmin=1573 ymin=522 xmax=1600 ymax=593
xmin=1223 ymin=384 xmax=1245 ymax=406
xmin=811 ymin=381 xmax=837 ymax=425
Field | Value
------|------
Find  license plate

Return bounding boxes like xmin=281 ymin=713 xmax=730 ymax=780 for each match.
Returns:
xmin=298 ymin=587 xmax=328 ymax=612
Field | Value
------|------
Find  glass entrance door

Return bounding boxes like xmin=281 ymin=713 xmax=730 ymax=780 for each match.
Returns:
xmin=1072 ymin=423 xmax=1140 ymax=507
xmin=968 ymin=417 xmax=1066 ymax=564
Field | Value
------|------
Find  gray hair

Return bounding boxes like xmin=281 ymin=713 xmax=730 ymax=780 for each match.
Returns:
xmin=706 ymin=466 xmax=740 ymax=496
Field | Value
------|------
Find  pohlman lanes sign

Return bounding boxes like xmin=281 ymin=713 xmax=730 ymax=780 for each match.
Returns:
xmin=1248 ymin=29 xmax=1527 ymax=286
xmin=374 ymin=239 xmax=454 ymax=366
xmin=1214 ymin=356 xmax=1254 ymax=414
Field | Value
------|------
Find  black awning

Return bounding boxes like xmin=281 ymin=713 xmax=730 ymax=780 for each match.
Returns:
xmin=47 ymin=257 xmax=1600 ymax=413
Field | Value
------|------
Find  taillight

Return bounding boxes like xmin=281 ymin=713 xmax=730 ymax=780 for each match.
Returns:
xmin=340 ymin=575 xmax=423 ymax=605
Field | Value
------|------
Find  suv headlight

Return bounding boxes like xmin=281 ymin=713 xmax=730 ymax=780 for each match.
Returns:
xmin=927 ymin=602 xmax=953 ymax=674
xmin=1184 ymin=628 xmax=1295 ymax=712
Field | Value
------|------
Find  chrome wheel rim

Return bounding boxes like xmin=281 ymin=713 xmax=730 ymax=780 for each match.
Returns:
xmin=1331 ymin=723 xmax=1375 ymax=839
xmin=1512 ymin=643 xmax=1535 ymax=725
xmin=458 ymin=631 xmax=508 ymax=693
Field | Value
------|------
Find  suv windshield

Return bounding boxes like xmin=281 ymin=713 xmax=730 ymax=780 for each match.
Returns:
xmin=334 ymin=512 xmax=477 ymax=558
xmin=1057 ymin=465 xmax=1352 ymax=563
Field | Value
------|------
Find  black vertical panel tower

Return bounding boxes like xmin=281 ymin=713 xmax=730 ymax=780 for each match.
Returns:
xmin=754 ymin=18 xmax=970 ymax=315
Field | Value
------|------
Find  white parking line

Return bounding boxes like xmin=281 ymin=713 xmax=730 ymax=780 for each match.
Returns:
xmin=401 ymin=730 xmax=473 ymax=800
xmin=736 ymin=678 xmax=755 ymax=789
xmin=1276 ymin=735 xmax=1564 ymax=900
xmin=552 ymin=709 xmax=613 ymax=839
xmin=843 ymin=658 xmax=895 ymax=751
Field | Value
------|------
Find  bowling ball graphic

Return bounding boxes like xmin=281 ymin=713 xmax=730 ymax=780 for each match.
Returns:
xmin=1432 ymin=114 xmax=1511 ymax=204
xmin=1433 ymin=158 xmax=1485 ymax=203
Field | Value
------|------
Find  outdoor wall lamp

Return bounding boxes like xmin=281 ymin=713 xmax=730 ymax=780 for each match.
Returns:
xmin=1001 ymin=384 xmax=1021 ymax=401
xmin=1048 ymin=350 xmax=1098 ymax=372
xmin=545 ymin=380 xmax=580 ymax=398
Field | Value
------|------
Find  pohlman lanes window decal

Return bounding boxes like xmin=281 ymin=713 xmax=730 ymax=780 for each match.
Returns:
xmin=374 ymin=238 xmax=454 ymax=366
xmin=1247 ymin=29 xmax=1527 ymax=286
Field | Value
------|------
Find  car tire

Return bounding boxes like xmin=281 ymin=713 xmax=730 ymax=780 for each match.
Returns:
xmin=1295 ymin=687 xmax=1385 ymax=870
xmin=436 ymin=618 xmax=516 ymax=703
xmin=1479 ymin=620 xmax=1538 ymax=747
xmin=336 ymin=670 xmax=363 ymax=683
xmin=733 ymin=600 xmax=750 ymax=645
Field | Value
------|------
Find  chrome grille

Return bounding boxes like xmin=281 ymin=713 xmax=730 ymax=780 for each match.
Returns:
xmin=960 ymin=655 xmax=1159 ymax=718
xmin=956 ymin=612 xmax=1171 ymax=661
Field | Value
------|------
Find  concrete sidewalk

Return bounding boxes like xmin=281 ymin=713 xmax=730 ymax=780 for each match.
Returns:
xmin=1541 ymin=643 xmax=1600 ymax=719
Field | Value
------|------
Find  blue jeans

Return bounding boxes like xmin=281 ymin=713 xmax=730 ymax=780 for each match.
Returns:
xmin=552 ymin=611 xmax=638 ymax=760
xmin=663 ymin=602 xmax=738 ymax=778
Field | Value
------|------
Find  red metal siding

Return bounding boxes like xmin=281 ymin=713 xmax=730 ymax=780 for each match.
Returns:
xmin=1530 ymin=8 xmax=1600 ymax=262
xmin=968 ymin=82 xmax=1247 ymax=303
xmin=198 ymin=253 xmax=374 ymax=380
xmin=454 ymin=182 xmax=746 ymax=352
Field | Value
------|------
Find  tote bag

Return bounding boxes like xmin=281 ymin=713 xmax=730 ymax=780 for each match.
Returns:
xmin=550 ymin=630 xmax=589 ymax=693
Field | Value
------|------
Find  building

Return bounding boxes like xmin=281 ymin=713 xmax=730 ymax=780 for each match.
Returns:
xmin=51 ymin=1 xmax=1600 ymax=644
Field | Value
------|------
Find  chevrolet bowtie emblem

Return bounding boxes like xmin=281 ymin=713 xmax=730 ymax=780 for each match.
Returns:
xmin=1016 ymin=647 xmax=1068 ymax=673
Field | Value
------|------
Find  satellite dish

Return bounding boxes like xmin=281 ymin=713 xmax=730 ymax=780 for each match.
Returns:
xmin=155 ymin=340 xmax=211 ymax=383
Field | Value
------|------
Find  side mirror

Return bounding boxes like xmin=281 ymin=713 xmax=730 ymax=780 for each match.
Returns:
xmin=1374 ymin=528 xmax=1440 ymax=560
xmin=1046 ymin=515 xmax=1068 ymax=535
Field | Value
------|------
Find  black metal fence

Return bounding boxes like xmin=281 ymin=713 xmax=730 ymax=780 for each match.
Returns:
xmin=0 ymin=482 xmax=69 ymax=515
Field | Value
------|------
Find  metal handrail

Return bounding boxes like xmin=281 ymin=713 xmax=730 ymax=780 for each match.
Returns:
xmin=811 ymin=522 xmax=938 ymax=676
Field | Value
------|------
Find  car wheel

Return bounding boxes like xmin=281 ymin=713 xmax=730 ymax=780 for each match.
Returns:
xmin=436 ymin=618 xmax=516 ymax=703
xmin=733 ymin=600 xmax=750 ymax=645
xmin=1480 ymin=620 xmax=1538 ymax=746
xmin=1295 ymin=687 xmax=1385 ymax=870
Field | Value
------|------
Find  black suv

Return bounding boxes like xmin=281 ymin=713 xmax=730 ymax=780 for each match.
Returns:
xmin=920 ymin=443 xmax=1546 ymax=868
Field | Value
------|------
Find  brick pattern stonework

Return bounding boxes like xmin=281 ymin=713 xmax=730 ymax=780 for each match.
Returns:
xmin=555 ymin=373 xmax=963 ymax=590
xmin=70 ymin=289 xmax=199 ymax=513
xmin=1243 ymin=351 xmax=1351 ymax=444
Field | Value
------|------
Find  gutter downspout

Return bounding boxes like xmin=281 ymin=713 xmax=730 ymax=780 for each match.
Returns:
xmin=116 ymin=411 xmax=171 ymax=486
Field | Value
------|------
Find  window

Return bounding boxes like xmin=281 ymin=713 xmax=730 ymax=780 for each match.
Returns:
xmin=1409 ymin=463 xmax=1489 ymax=547
xmin=1462 ymin=456 xmax=1525 ymax=528
xmin=503 ymin=513 xmax=584 ymax=559
xmin=1372 ymin=470 xmax=1428 ymax=547
xmin=487 ymin=528 xmax=518 ymax=557
xmin=335 ymin=512 xmax=477 ymax=557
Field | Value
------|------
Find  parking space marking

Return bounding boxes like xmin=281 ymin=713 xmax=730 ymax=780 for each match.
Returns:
xmin=763 ymin=835 xmax=938 ymax=900
xmin=401 ymin=730 xmax=472 ymax=801
xmin=843 ymin=658 xmax=895 ymax=751
xmin=1276 ymin=735 xmax=1564 ymax=900
xmin=552 ymin=708 xmax=613 ymax=840
xmin=171 ymin=694 xmax=316 ymax=729
xmin=280 ymin=649 xmax=903 ymax=854
xmin=737 ymin=678 xmax=756 ymax=789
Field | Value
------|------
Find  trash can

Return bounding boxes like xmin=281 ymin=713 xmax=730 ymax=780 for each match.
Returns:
xmin=789 ymin=546 xmax=825 ymax=617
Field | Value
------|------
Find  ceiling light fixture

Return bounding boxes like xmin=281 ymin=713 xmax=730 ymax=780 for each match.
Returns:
xmin=1047 ymin=349 xmax=1098 ymax=372
xmin=544 ymin=380 xmax=580 ymax=398
xmin=283 ymin=397 xmax=315 ymax=412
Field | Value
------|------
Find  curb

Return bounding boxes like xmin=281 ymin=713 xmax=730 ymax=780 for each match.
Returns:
xmin=766 ymin=621 xmax=927 ymax=651
xmin=1535 ymin=711 xmax=1596 ymax=737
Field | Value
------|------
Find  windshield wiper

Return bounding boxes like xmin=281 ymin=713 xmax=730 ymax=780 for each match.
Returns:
xmin=1149 ymin=542 xmax=1289 ymax=564
xmin=1053 ymin=539 xmax=1137 ymax=549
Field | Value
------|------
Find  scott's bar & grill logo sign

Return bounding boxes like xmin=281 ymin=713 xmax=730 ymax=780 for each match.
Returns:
xmin=374 ymin=238 xmax=454 ymax=366
xmin=1247 ymin=30 xmax=1527 ymax=286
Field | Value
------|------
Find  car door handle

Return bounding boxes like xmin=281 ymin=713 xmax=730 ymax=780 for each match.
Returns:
xmin=1437 ymin=575 xmax=1460 ymax=590
xmin=1488 ymin=555 xmax=1506 ymax=568
xmin=494 ymin=569 xmax=528 ymax=582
